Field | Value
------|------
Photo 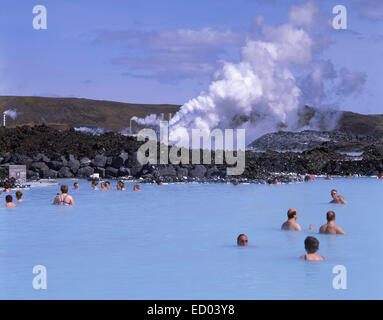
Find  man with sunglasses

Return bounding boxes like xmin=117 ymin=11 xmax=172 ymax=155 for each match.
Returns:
xmin=237 ymin=234 xmax=248 ymax=247
xmin=330 ymin=189 xmax=347 ymax=204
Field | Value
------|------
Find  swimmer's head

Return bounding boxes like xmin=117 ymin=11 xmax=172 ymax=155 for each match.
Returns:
xmin=92 ymin=181 xmax=98 ymax=186
xmin=331 ymin=189 xmax=338 ymax=198
xmin=326 ymin=210 xmax=336 ymax=222
xmin=273 ymin=178 xmax=279 ymax=184
xmin=237 ymin=234 xmax=248 ymax=247
xmin=15 ymin=191 xmax=23 ymax=200
xmin=233 ymin=180 xmax=239 ymax=186
xmin=156 ymin=180 xmax=163 ymax=186
xmin=61 ymin=185 xmax=69 ymax=194
xmin=304 ymin=236 xmax=319 ymax=254
xmin=133 ymin=184 xmax=140 ymax=191
xmin=5 ymin=195 xmax=13 ymax=203
xmin=74 ymin=182 xmax=79 ymax=189
xmin=4 ymin=180 xmax=11 ymax=189
xmin=105 ymin=181 xmax=111 ymax=187
xmin=287 ymin=208 xmax=297 ymax=220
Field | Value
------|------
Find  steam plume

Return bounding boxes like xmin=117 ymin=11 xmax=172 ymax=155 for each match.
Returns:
xmin=132 ymin=1 xmax=365 ymax=144
xmin=4 ymin=109 xmax=19 ymax=119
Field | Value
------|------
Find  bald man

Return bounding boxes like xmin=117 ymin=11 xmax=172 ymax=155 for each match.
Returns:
xmin=281 ymin=208 xmax=302 ymax=231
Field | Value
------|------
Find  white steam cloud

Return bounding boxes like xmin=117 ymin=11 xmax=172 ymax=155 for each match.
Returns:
xmin=131 ymin=114 xmax=158 ymax=126
xmin=133 ymin=1 xmax=365 ymax=144
xmin=74 ymin=127 xmax=105 ymax=135
xmin=4 ymin=109 xmax=19 ymax=119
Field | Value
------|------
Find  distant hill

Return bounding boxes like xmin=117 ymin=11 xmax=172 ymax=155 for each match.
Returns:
xmin=299 ymin=106 xmax=383 ymax=137
xmin=0 ymin=96 xmax=180 ymax=131
xmin=1 ymin=96 xmax=383 ymax=137
xmin=248 ymin=107 xmax=383 ymax=151
xmin=337 ymin=110 xmax=383 ymax=136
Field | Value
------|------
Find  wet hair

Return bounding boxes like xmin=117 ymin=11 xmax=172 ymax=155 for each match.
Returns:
xmin=133 ymin=184 xmax=140 ymax=190
xmin=117 ymin=181 xmax=125 ymax=189
xmin=92 ymin=181 xmax=98 ymax=186
xmin=237 ymin=234 xmax=248 ymax=245
xmin=60 ymin=185 xmax=69 ymax=194
xmin=287 ymin=209 xmax=297 ymax=219
xmin=74 ymin=182 xmax=79 ymax=186
xmin=304 ymin=236 xmax=319 ymax=254
xmin=4 ymin=180 xmax=11 ymax=189
xmin=105 ymin=181 xmax=111 ymax=186
xmin=326 ymin=210 xmax=336 ymax=222
xmin=5 ymin=195 xmax=13 ymax=203
xmin=15 ymin=191 xmax=23 ymax=200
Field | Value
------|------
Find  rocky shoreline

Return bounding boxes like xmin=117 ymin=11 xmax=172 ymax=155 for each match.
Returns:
xmin=1 ymin=125 xmax=383 ymax=186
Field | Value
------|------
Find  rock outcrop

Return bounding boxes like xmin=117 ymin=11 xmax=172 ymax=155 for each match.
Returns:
xmin=1 ymin=125 xmax=383 ymax=186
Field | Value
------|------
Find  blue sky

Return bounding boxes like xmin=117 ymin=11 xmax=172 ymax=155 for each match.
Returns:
xmin=0 ymin=0 xmax=382 ymax=114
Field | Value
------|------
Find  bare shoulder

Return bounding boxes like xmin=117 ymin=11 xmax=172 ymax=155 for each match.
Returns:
xmin=294 ymin=223 xmax=302 ymax=231
xmin=281 ymin=222 xmax=289 ymax=230
xmin=336 ymin=226 xmax=346 ymax=235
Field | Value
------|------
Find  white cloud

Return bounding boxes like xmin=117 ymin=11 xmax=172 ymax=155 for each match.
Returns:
xmin=288 ymin=0 xmax=319 ymax=28
xmin=94 ymin=28 xmax=245 ymax=81
xmin=137 ymin=28 xmax=244 ymax=51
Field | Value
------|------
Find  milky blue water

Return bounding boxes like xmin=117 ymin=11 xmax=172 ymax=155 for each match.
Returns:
xmin=0 ymin=178 xmax=382 ymax=299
